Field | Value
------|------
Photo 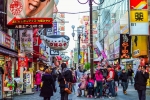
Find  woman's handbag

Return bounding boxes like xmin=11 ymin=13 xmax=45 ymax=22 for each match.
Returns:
xmin=64 ymin=80 xmax=72 ymax=94
xmin=94 ymin=81 xmax=97 ymax=88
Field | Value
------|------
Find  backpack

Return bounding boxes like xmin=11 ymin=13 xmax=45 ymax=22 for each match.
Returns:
xmin=88 ymin=82 xmax=94 ymax=88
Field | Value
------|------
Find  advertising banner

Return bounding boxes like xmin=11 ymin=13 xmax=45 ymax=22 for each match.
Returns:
xmin=132 ymin=36 xmax=148 ymax=58
xmin=130 ymin=0 xmax=148 ymax=9
xmin=96 ymin=41 xmax=107 ymax=59
xmin=73 ymin=48 xmax=78 ymax=64
xmin=80 ymin=51 xmax=84 ymax=64
xmin=19 ymin=29 xmax=33 ymax=53
xmin=120 ymin=34 xmax=131 ymax=59
xmin=7 ymin=0 xmax=54 ymax=25
xmin=4 ymin=34 xmax=11 ymax=48
xmin=10 ymin=38 xmax=15 ymax=50
xmin=18 ymin=57 xmax=28 ymax=76
xmin=53 ymin=22 xmax=57 ymax=35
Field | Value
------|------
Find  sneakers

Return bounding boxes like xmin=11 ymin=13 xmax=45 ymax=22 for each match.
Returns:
xmin=124 ymin=91 xmax=127 ymax=95
xmin=87 ymin=95 xmax=89 ymax=98
xmin=94 ymin=96 xmax=97 ymax=99
xmin=90 ymin=95 xmax=93 ymax=98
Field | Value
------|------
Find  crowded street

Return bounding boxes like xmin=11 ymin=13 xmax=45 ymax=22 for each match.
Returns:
xmin=14 ymin=84 xmax=150 ymax=100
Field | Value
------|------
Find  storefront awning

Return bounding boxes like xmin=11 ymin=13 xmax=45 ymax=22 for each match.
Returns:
xmin=0 ymin=46 xmax=18 ymax=57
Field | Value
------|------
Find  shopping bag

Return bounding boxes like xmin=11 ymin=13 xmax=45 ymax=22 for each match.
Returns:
xmin=94 ymin=81 xmax=97 ymax=88
xmin=40 ymin=82 xmax=43 ymax=88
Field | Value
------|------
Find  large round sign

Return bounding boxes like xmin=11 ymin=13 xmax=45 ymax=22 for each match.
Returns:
xmin=40 ymin=35 xmax=70 ymax=50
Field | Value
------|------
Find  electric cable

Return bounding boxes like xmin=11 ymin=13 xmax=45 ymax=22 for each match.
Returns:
xmin=55 ymin=0 xmax=125 ymax=14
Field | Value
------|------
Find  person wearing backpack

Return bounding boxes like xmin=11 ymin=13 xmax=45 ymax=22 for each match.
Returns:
xmin=95 ymin=69 xmax=104 ymax=99
xmin=86 ymin=74 xmax=94 ymax=98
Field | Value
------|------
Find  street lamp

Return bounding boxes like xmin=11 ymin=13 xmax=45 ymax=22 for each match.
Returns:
xmin=77 ymin=0 xmax=104 ymax=76
xmin=71 ymin=25 xmax=86 ymax=65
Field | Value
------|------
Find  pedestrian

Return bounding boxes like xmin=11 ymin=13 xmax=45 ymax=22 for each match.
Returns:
xmin=134 ymin=66 xmax=149 ymax=100
xmin=71 ymin=68 xmax=77 ymax=94
xmin=58 ymin=63 xmax=73 ymax=100
xmin=127 ymin=66 xmax=134 ymax=85
xmin=94 ymin=69 xmax=104 ymax=99
xmin=120 ymin=69 xmax=128 ymax=94
xmin=107 ymin=65 xmax=115 ymax=99
xmin=114 ymin=67 xmax=119 ymax=86
xmin=40 ymin=68 xmax=56 ymax=100
xmin=86 ymin=74 xmax=94 ymax=98
xmin=35 ymin=70 xmax=42 ymax=91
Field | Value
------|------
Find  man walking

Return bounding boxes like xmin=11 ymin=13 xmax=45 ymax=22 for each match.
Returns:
xmin=134 ymin=66 xmax=149 ymax=100
xmin=127 ymin=66 xmax=134 ymax=85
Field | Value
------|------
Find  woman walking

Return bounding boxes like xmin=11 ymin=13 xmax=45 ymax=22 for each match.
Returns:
xmin=40 ymin=68 xmax=56 ymax=100
xmin=35 ymin=70 xmax=42 ymax=91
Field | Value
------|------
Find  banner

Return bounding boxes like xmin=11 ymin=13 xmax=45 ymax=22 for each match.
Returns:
xmin=18 ymin=57 xmax=28 ymax=76
xmin=73 ymin=48 xmax=78 ymax=64
xmin=120 ymin=34 xmax=131 ymax=59
xmin=132 ymin=36 xmax=148 ymax=57
xmin=80 ymin=51 xmax=84 ymax=64
xmin=114 ymin=39 xmax=120 ymax=58
xmin=7 ymin=0 xmax=54 ymax=25
xmin=19 ymin=29 xmax=33 ymax=53
xmin=96 ymin=41 xmax=107 ymax=59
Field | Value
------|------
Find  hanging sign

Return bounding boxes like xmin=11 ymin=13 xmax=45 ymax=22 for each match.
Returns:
xmin=50 ymin=48 xmax=59 ymax=55
xmin=40 ymin=35 xmax=70 ymax=50
xmin=4 ymin=34 xmax=11 ymax=48
xmin=120 ymin=34 xmax=131 ymax=59
xmin=130 ymin=10 xmax=149 ymax=35
xmin=18 ymin=57 xmax=28 ymax=76
xmin=53 ymin=22 xmax=57 ymax=35
xmin=60 ymin=55 xmax=69 ymax=62
xmin=130 ymin=0 xmax=148 ymax=9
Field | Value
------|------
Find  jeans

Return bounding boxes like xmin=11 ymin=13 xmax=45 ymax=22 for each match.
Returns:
xmin=137 ymin=90 xmax=146 ymax=100
xmin=36 ymin=85 xmax=40 ymax=91
xmin=72 ymin=83 xmax=76 ymax=93
xmin=44 ymin=97 xmax=51 ymax=100
xmin=87 ymin=88 xmax=93 ymax=95
xmin=108 ymin=80 xmax=115 ymax=97
xmin=122 ymin=82 xmax=128 ymax=91
xmin=61 ymin=92 xmax=68 ymax=100
xmin=128 ymin=76 xmax=133 ymax=84
xmin=95 ymin=81 xmax=103 ymax=97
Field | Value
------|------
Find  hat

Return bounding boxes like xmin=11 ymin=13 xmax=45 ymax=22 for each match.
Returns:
xmin=107 ymin=65 xmax=111 ymax=68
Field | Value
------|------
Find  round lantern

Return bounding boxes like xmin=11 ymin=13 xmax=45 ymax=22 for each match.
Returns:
xmin=40 ymin=35 xmax=70 ymax=50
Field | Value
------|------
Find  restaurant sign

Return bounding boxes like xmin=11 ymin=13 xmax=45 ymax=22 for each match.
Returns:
xmin=120 ymin=34 xmax=131 ymax=59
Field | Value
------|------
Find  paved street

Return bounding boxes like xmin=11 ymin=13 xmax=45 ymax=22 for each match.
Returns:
xmin=13 ymin=84 xmax=150 ymax=100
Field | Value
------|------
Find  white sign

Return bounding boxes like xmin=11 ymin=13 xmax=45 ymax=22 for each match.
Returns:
xmin=10 ymin=38 xmax=15 ymax=50
xmin=130 ymin=22 xmax=149 ymax=35
xmin=50 ymin=48 xmax=59 ymax=55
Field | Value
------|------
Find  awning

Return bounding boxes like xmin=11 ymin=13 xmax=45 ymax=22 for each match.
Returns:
xmin=55 ymin=56 xmax=62 ymax=61
xmin=0 ymin=46 xmax=18 ymax=57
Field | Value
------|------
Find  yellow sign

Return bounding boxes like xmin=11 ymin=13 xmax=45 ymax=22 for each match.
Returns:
xmin=80 ymin=51 xmax=84 ymax=64
xmin=130 ymin=10 xmax=148 ymax=22
xmin=132 ymin=36 xmax=148 ymax=58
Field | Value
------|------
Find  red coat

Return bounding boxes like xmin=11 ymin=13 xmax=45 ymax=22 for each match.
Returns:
xmin=35 ymin=73 xmax=42 ymax=85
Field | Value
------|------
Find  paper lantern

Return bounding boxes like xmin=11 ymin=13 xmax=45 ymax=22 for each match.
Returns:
xmin=40 ymin=35 xmax=70 ymax=50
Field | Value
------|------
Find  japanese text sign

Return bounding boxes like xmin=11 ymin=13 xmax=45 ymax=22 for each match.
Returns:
xmin=7 ymin=0 xmax=54 ymax=25
xmin=120 ymin=34 xmax=131 ymax=59
xmin=130 ymin=10 xmax=149 ymax=35
xmin=130 ymin=0 xmax=148 ymax=9
xmin=53 ymin=22 xmax=57 ymax=35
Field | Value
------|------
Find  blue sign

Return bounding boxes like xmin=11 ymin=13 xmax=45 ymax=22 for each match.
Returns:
xmin=53 ymin=22 xmax=57 ymax=35
xmin=78 ymin=55 xmax=82 ymax=59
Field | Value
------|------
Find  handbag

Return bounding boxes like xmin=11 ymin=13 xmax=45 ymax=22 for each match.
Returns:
xmin=64 ymin=80 xmax=72 ymax=94
xmin=94 ymin=81 xmax=97 ymax=88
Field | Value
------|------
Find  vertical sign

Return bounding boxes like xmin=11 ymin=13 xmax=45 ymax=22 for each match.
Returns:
xmin=129 ymin=0 xmax=149 ymax=35
xmin=120 ymin=34 xmax=131 ymax=59
xmin=53 ymin=22 xmax=57 ymax=35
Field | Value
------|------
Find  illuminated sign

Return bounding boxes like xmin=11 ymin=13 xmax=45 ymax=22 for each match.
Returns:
xmin=130 ymin=10 xmax=149 ymax=35
xmin=120 ymin=34 xmax=131 ymax=59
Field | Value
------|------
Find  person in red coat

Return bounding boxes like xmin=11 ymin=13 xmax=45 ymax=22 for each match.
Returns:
xmin=35 ymin=70 xmax=42 ymax=91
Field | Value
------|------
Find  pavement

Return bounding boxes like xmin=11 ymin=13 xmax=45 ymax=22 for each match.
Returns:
xmin=13 ymin=84 xmax=150 ymax=100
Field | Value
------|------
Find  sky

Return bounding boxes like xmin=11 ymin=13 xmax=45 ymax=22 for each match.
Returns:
xmin=57 ymin=0 xmax=89 ymax=56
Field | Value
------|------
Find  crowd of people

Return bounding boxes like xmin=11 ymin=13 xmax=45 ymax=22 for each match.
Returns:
xmin=33 ymin=63 xmax=150 ymax=100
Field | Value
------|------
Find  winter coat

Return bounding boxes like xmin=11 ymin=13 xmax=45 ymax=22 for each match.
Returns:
xmin=79 ymin=77 xmax=87 ymax=89
xmin=62 ymin=68 xmax=73 ymax=82
xmin=95 ymin=70 xmax=103 ymax=82
xmin=35 ymin=73 xmax=42 ymax=85
xmin=134 ymin=71 xmax=149 ymax=90
xmin=40 ymin=74 xmax=56 ymax=97
xmin=58 ymin=73 xmax=66 ymax=93
xmin=120 ymin=72 xmax=128 ymax=82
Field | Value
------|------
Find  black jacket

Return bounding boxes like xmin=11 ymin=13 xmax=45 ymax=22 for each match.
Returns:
xmin=40 ymin=74 xmax=56 ymax=97
xmin=127 ymin=69 xmax=134 ymax=76
xmin=120 ymin=72 xmax=128 ymax=82
xmin=114 ymin=70 xmax=119 ymax=81
xmin=134 ymin=71 xmax=149 ymax=90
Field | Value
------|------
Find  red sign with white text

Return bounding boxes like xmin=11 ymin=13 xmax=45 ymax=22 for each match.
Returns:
xmin=5 ymin=34 xmax=11 ymax=48
xmin=130 ymin=0 xmax=148 ymax=9
xmin=18 ymin=57 xmax=28 ymax=76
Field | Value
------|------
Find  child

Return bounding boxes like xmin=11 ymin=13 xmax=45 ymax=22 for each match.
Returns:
xmin=86 ymin=74 xmax=94 ymax=98
xmin=77 ymin=74 xmax=87 ymax=97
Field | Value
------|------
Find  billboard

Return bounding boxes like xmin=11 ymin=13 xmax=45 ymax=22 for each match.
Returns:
xmin=120 ymin=34 xmax=131 ymax=59
xmin=132 ymin=36 xmax=148 ymax=58
xmin=7 ymin=0 xmax=54 ymax=26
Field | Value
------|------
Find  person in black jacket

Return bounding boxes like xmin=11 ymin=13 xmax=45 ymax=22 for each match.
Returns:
xmin=40 ymin=68 xmax=56 ymax=100
xmin=134 ymin=66 xmax=149 ymax=100
xmin=120 ymin=69 xmax=128 ymax=94
xmin=127 ymin=66 xmax=134 ymax=85
xmin=58 ymin=63 xmax=73 ymax=100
